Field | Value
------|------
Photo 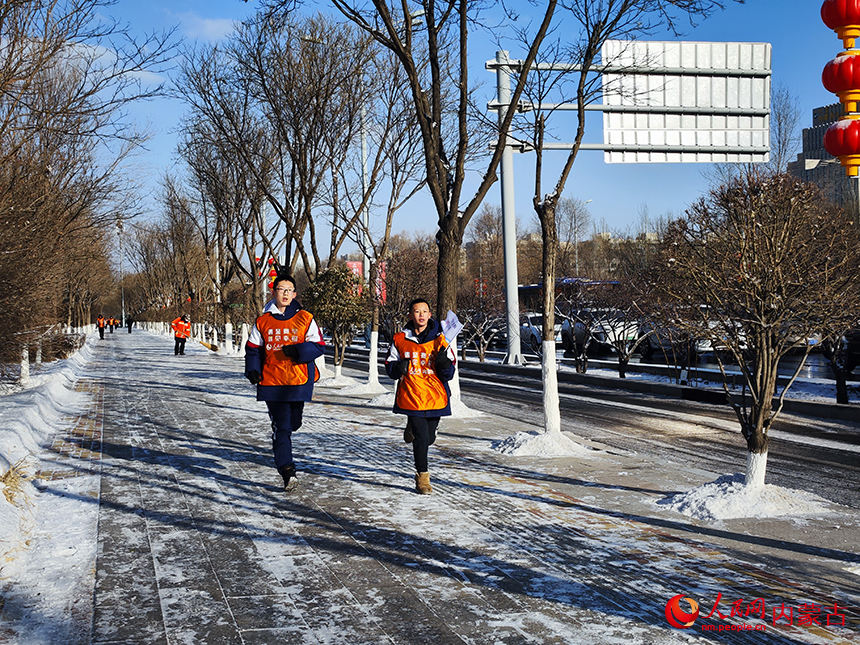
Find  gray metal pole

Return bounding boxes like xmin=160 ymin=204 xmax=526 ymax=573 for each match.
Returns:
xmin=361 ymin=105 xmax=370 ymax=281
xmin=496 ymin=50 xmax=524 ymax=364
xmin=118 ymin=221 xmax=126 ymax=327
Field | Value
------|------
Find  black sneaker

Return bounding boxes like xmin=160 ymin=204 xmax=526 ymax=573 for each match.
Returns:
xmin=278 ymin=465 xmax=298 ymax=492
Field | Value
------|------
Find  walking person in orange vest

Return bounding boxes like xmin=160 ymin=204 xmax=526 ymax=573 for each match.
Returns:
xmin=384 ymin=298 xmax=456 ymax=494
xmin=96 ymin=314 xmax=106 ymax=340
xmin=244 ymin=273 xmax=324 ymax=492
xmin=171 ymin=314 xmax=191 ymax=355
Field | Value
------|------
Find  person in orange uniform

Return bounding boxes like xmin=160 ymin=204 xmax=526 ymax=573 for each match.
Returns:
xmin=385 ymin=298 xmax=456 ymax=494
xmin=171 ymin=314 xmax=191 ymax=355
xmin=96 ymin=314 xmax=106 ymax=340
xmin=244 ymin=273 xmax=324 ymax=492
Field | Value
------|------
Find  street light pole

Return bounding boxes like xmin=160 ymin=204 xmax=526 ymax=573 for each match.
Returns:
xmin=495 ymin=50 xmax=524 ymax=365
xmin=361 ymin=103 xmax=370 ymax=282
xmin=117 ymin=220 xmax=126 ymax=327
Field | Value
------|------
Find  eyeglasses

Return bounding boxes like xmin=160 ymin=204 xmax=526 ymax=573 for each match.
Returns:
xmin=274 ymin=287 xmax=295 ymax=294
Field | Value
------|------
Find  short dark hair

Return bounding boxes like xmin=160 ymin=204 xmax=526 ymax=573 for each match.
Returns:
xmin=408 ymin=298 xmax=430 ymax=312
xmin=273 ymin=273 xmax=297 ymax=291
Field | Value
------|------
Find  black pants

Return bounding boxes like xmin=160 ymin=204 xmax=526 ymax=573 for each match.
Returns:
xmin=408 ymin=416 xmax=439 ymax=473
xmin=174 ymin=337 xmax=186 ymax=355
xmin=98 ymin=327 xmax=104 ymax=339
xmin=266 ymin=401 xmax=304 ymax=469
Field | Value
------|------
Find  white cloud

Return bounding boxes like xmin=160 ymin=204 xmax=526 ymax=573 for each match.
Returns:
xmin=173 ymin=12 xmax=236 ymax=42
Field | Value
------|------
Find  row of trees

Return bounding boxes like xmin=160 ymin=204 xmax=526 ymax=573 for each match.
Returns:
xmin=0 ymin=0 xmax=174 ymax=371
xmin=75 ymin=0 xmax=860 ymax=497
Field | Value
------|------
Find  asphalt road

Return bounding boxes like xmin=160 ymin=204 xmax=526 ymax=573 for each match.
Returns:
xmin=455 ymin=364 xmax=860 ymax=510
xmin=333 ymin=349 xmax=860 ymax=510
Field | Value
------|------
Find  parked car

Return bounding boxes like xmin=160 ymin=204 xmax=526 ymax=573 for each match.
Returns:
xmin=637 ymin=322 xmax=711 ymax=363
xmin=560 ymin=310 xmax=638 ymax=355
xmin=461 ymin=314 xmax=507 ymax=351
xmin=520 ymin=312 xmax=562 ymax=355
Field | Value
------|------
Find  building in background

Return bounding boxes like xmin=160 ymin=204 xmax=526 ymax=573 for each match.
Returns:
xmin=789 ymin=102 xmax=860 ymax=222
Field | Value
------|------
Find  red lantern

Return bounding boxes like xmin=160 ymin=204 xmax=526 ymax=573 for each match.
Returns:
xmin=822 ymin=0 xmax=860 ymax=48
xmin=823 ymin=115 xmax=860 ymax=175
xmin=823 ymin=51 xmax=860 ymax=111
xmin=268 ymin=268 xmax=277 ymax=290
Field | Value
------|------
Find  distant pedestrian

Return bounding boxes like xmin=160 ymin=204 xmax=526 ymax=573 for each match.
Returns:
xmin=108 ymin=317 xmax=115 ymax=333
xmin=96 ymin=314 xmax=106 ymax=340
xmin=171 ymin=315 xmax=191 ymax=355
xmin=244 ymin=273 xmax=324 ymax=493
xmin=126 ymin=317 xmax=133 ymax=334
xmin=384 ymin=298 xmax=456 ymax=494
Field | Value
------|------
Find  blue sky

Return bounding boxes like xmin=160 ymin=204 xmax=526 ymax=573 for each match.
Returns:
xmin=113 ymin=0 xmax=837 ymax=242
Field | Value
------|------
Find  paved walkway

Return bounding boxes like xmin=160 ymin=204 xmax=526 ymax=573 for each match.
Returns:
xmin=14 ymin=332 xmax=860 ymax=643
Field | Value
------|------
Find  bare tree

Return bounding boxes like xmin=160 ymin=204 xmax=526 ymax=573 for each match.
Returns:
xmin=328 ymin=0 xmax=559 ymax=319
xmin=0 ymin=0 xmax=175 ymax=359
xmin=513 ymin=0 xmax=730 ymax=436
xmin=303 ymin=264 xmax=371 ymax=378
xmin=459 ymin=204 xmax=508 ymax=361
xmin=378 ymin=232 xmax=438 ymax=339
xmin=657 ymin=172 xmax=860 ymax=488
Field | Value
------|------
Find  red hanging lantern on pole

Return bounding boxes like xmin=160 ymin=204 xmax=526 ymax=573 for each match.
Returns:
xmin=823 ymin=51 xmax=860 ymax=111
xmin=823 ymin=115 xmax=860 ymax=175
xmin=822 ymin=0 xmax=860 ymax=49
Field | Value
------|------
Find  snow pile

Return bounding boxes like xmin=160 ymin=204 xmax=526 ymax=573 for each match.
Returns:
xmin=0 ymin=336 xmax=93 ymax=565
xmin=316 ymin=374 xmax=361 ymax=388
xmin=365 ymin=392 xmax=395 ymax=407
xmin=656 ymin=473 xmax=835 ymax=521
xmin=494 ymin=430 xmax=593 ymax=457
xmin=337 ymin=381 xmax=390 ymax=396
xmin=450 ymin=397 xmax=483 ymax=418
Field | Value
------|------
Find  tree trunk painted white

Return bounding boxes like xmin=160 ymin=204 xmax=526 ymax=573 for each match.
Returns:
xmin=19 ymin=346 xmax=29 ymax=385
xmin=367 ymin=330 xmax=380 ymax=386
xmin=315 ymin=354 xmax=333 ymax=379
xmin=745 ymin=451 xmax=768 ymax=489
xmin=225 ymin=323 xmax=234 ymax=354
xmin=542 ymin=340 xmax=561 ymax=434
xmin=35 ymin=341 xmax=42 ymax=367
xmin=212 ymin=327 xmax=219 ymax=348
xmin=335 ymin=363 xmax=343 ymax=379
xmin=240 ymin=324 xmax=249 ymax=356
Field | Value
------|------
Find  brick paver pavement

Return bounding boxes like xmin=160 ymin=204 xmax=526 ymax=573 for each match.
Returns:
xmin=12 ymin=331 xmax=860 ymax=644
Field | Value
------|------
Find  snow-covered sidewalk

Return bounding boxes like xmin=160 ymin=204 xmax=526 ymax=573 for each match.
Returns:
xmin=1 ymin=330 xmax=859 ymax=644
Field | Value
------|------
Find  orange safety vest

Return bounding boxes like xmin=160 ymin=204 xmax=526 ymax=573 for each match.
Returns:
xmin=97 ymin=317 xmax=105 ymax=328
xmin=391 ymin=330 xmax=450 ymax=413
xmin=255 ymin=310 xmax=319 ymax=387
xmin=171 ymin=318 xmax=191 ymax=339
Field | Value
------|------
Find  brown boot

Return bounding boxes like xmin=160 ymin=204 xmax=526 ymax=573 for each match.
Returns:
xmin=415 ymin=471 xmax=432 ymax=494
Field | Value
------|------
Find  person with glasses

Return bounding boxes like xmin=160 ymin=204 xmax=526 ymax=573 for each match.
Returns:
xmin=244 ymin=273 xmax=324 ymax=492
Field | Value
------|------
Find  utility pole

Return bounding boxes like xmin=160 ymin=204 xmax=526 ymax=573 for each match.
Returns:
xmin=117 ymin=220 xmax=126 ymax=327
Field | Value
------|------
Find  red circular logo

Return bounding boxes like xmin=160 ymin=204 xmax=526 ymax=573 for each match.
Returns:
xmin=665 ymin=594 xmax=700 ymax=629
